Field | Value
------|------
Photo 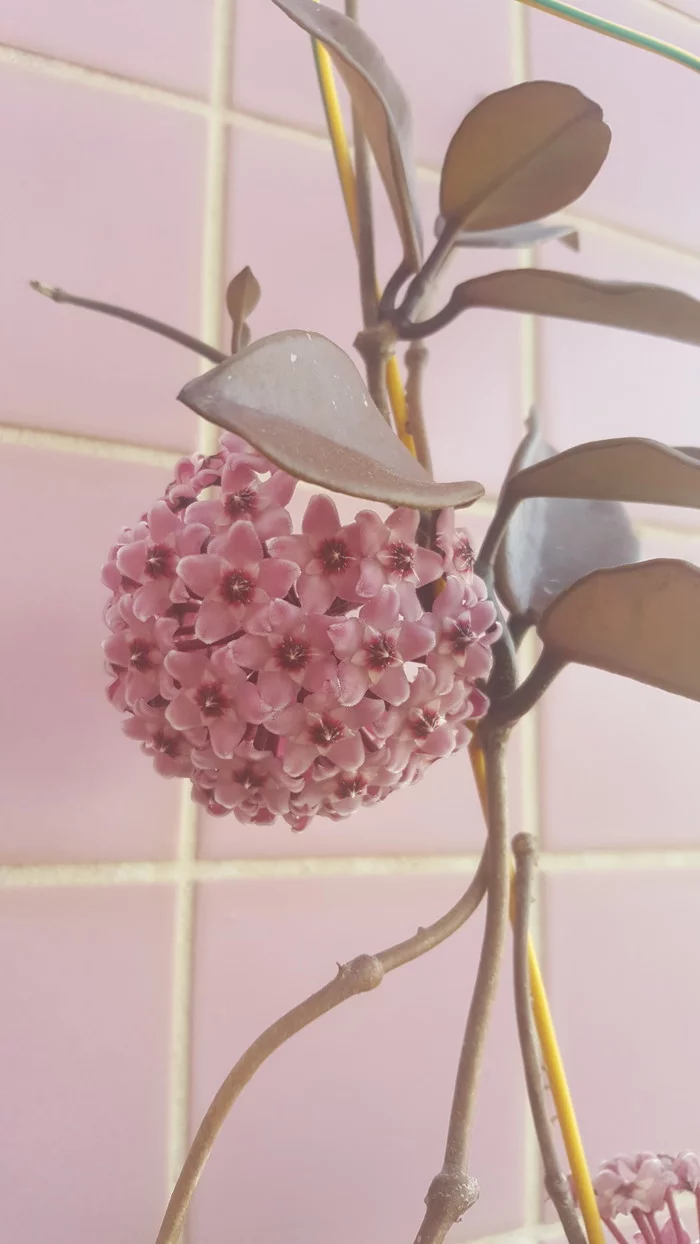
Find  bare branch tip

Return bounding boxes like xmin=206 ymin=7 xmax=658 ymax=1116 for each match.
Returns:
xmin=512 ymin=832 xmax=537 ymax=861
xmin=30 ymin=280 xmax=60 ymax=300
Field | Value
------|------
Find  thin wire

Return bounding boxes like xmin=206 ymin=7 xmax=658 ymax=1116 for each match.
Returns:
xmin=517 ymin=0 xmax=700 ymax=72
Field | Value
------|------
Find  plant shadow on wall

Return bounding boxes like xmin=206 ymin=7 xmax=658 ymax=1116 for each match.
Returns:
xmin=29 ymin=2 xmax=700 ymax=1244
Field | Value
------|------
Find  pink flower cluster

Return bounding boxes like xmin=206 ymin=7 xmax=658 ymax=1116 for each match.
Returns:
xmin=102 ymin=433 xmax=499 ymax=831
xmin=588 ymin=1152 xmax=700 ymax=1244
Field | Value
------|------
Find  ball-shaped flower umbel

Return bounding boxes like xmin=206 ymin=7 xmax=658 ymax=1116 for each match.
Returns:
xmin=102 ymin=433 xmax=499 ymax=830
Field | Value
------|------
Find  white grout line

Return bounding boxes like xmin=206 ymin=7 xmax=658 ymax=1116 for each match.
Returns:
xmin=5 ymin=847 xmax=700 ymax=888
xmin=5 ymin=34 xmax=700 ymax=267
xmin=0 ymin=421 xmax=183 ymax=467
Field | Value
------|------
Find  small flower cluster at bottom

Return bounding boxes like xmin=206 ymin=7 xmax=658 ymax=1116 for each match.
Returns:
xmin=588 ymin=1152 xmax=700 ymax=1244
xmin=102 ymin=432 xmax=500 ymax=831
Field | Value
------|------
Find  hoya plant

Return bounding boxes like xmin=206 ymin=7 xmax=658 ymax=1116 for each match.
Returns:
xmin=32 ymin=2 xmax=700 ymax=1244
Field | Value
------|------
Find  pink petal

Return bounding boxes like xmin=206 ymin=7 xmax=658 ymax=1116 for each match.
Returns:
xmin=470 ymin=600 xmax=498 ymax=635
xmin=303 ymin=656 xmax=337 ymax=692
xmin=462 ymin=643 xmax=493 ymax=680
xmin=217 ymin=520 xmax=263 ymax=569
xmin=254 ymin=507 xmax=293 ymax=540
xmin=178 ymin=523 xmax=210 ymax=555
xmin=337 ymin=662 xmax=370 ymax=706
xmin=356 ymin=557 xmax=386 ymax=598
xmin=361 ymin=585 xmax=400 ymax=631
xmin=426 ymin=654 xmax=457 ymax=695
xmin=327 ymin=733 xmax=364 ymax=770
xmin=166 ymin=693 xmax=203 ymax=730
xmin=265 ymin=470 xmax=297 ymax=506
xmin=194 ymin=599 xmax=239 ymax=644
xmin=230 ymin=633 xmax=270 ymax=669
xmin=103 ymin=633 xmax=131 ymax=666
xmin=148 ymin=500 xmax=180 ymax=540
xmin=298 ymin=574 xmax=337 ymax=614
xmin=282 ymin=742 xmax=317 ymax=777
xmin=431 ymin=575 xmax=466 ymax=621
xmin=355 ymin=509 xmax=387 ymax=555
xmin=386 ymin=507 xmax=419 ymax=541
xmin=209 ymin=717 xmax=246 ymax=759
xmin=178 ymin=554 xmax=224 ymax=598
xmin=398 ymin=620 xmax=436 ymax=660
xmin=374 ymin=665 xmax=410 ymax=706
xmin=414 ymin=547 xmax=444 ymax=587
xmin=116 ymin=540 xmax=147 ymax=581
xmin=258 ymin=671 xmax=298 ymax=710
xmin=421 ymin=724 xmax=455 ymax=758
xmin=257 ymin=558 xmax=300 ymax=599
xmin=164 ymin=648 xmax=209 ymax=686
xmin=235 ymin=682 xmax=268 ymax=725
xmin=213 ymin=778 xmax=247 ymax=809
xmin=328 ymin=617 xmax=363 ymax=659
xmin=302 ymin=493 xmax=340 ymax=540
xmin=266 ymin=534 xmax=311 ymax=567
xmin=267 ymin=598 xmax=302 ymax=632
xmin=398 ymin=584 xmax=423 ymax=621
xmin=221 ymin=460 xmax=256 ymax=493
xmin=133 ymin=579 xmax=170 ymax=621
xmin=184 ymin=499 xmax=225 ymax=528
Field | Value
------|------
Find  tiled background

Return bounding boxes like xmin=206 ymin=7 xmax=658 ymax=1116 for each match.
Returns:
xmin=2 ymin=2 xmax=700 ymax=1243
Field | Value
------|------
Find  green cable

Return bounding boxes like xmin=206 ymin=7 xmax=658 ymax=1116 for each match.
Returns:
xmin=517 ymin=0 xmax=700 ymax=75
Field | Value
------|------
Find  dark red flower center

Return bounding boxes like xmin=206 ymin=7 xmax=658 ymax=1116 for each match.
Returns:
xmin=337 ymin=775 xmax=365 ymax=798
xmin=318 ymin=537 xmax=351 ymax=576
xmin=129 ymin=639 xmax=154 ymax=671
xmin=309 ymin=715 xmax=345 ymax=747
xmin=385 ymin=540 xmax=414 ymax=577
xmin=411 ymin=708 xmax=443 ymax=739
xmin=235 ymin=765 xmax=265 ymax=792
xmin=145 ymin=543 xmax=175 ymax=579
xmin=196 ymin=681 xmax=229 ymax=718
xmin=152 ymin=730 xmax=181 ymax=757
xmin=365 ymin=633 xmax=398 ymax=671
xmin=224 ymin=487 xmax=258 ymax=519
xmin=448 ymin=619 xmax=476 ymax=655
xmin=453 ymin=534 xmax=474 ymax=574
xmin=274 ymin=636 xmax=311 ymax=672
xmin=221 ymin=569 xmax=256 ymax=605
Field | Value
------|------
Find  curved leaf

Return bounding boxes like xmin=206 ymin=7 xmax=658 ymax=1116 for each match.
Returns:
xmin=538 ymin=559 xmax=700 ymax=702
xmin=439 ymin=81 xmax=610 ymax=233
xmin=178 ymin=331 xmax=483 ymax=511
xmin=226 ymin=267 xmax=261 ymax=324
xmin=495 ymin=417 xmax=638 ymax=617
xmin=272 ymin=0 xmax=422 ymax=270
xmin=507 ymin=438 xmax=700 ymax=509
xmin=434 ymin=216 xmax=579 ymax=250
xmin=445 ymin=268 xmax=700 ymax=347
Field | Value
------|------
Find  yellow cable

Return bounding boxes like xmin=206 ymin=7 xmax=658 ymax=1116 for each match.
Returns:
xmin=469 ymin=740 xmax=603 ymax=1244
xmin=310 ymin=37 xmax=415 ymax=455
xmin=311 ymin=21 xmax=600 ymax=1244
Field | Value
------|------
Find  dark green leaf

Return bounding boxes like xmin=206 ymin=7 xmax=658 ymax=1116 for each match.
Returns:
xmin=178 ymin=330 xmax=483 ymax=510
xmin=439 ymin=81 xmax=610 ymax=233
xmin=538 ymin=559 xmax=700 ymax=702
xmin=272 ymin=0 xmax=423 ymax=270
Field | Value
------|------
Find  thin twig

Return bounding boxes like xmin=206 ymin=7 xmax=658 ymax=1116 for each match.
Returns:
xmin=487 ymin=648 xmax=566 ymax=730
xmin=29 ymin=282 xmax=226 ymax=364
xmin=512 ymin=834 xmax=587 ymax=1244
xmin=405 ymin=339 xmax=433 ymax=475
xmin=354 ymin=325 xmax=395 ymax=425
xmin=410 ymin=726 xmax=512 ymax=1244
xmin=154 ymin=852 xmax=490 ymax=1244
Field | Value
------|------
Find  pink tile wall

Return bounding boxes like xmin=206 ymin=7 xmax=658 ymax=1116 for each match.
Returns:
xmin=3 ymin=1 xmax=700 ymax=1243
